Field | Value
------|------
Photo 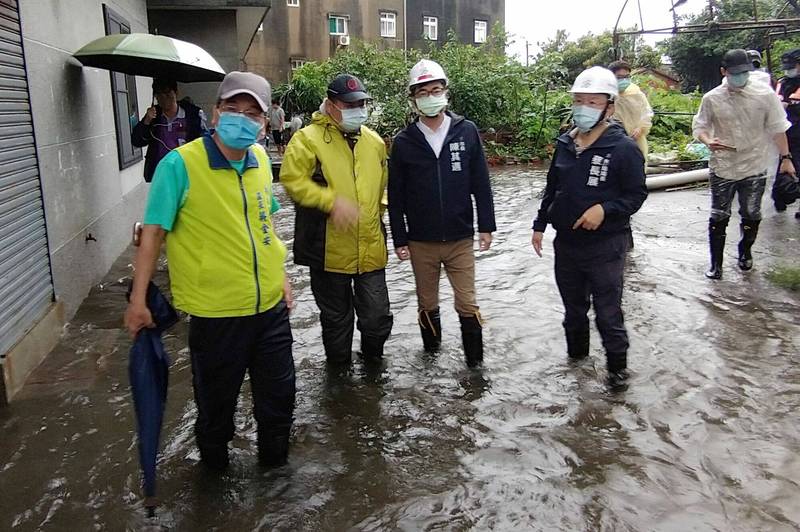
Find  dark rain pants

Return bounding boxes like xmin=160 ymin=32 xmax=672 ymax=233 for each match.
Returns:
xmin=189 ymin=301 xmax=295 ymax=450
xmin=553 ymin=232 xmax=629 ymax=354
xmin=709 ymin=172 xmax=766 ymax=223
xmin=309 ymin=268 xmax=393 ymax=363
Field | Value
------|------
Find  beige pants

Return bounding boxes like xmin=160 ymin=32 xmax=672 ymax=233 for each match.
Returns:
xmin=408 ymin=238 xmax=478 ymax=317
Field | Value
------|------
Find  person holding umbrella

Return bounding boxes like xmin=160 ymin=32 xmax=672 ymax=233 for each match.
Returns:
xmin=124 ymin=71 xmax=295 ymax=473
xmin=131 ymin=78 xmax=207 ymax=182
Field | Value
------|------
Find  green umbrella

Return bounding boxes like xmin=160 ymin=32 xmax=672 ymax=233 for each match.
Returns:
xmin=74 ymin=33 xmax=225 ymax=82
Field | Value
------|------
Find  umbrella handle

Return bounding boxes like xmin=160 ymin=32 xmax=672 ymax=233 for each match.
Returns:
xmin=133 ymin=222 xmax=143 ymax=247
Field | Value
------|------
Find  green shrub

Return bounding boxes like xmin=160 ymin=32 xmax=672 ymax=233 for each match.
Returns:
xmin=766 ymin=266 xmax=800 ymax=291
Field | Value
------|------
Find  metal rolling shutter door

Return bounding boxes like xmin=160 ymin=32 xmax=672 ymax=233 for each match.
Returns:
xmin=0 ymin=0 xmax=54 ymax=358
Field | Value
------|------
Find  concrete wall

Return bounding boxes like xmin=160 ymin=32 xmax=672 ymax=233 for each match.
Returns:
xmin=19 ymin=0 xmax=150 ymax=321
xmin=5 ymin=0 xmax=150 ymax=401
xmin=405 ymin=0 xmax=505 ymax=51
xmin=246 ymin=0 xmax=405 ymax=86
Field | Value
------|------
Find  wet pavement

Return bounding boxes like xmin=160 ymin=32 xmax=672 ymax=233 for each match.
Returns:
xmin=1 ymin=167 xmax=799 ymax=531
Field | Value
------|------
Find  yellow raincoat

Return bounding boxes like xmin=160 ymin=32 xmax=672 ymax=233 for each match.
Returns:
xmin=280 ymin=111 xmax=388 ymax=274
xmin=613 ymin=82 xmax=653 ymax=159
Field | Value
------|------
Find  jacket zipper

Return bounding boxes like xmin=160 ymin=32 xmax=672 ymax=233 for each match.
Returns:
xmin=238 ymin=173 xmax=261 ymax=313
xmin=436 ymin=161 xmax=445 ymax=241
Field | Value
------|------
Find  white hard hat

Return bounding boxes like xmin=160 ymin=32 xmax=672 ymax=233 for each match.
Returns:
xmin=408 ymin=59 xmax=448 ymax=90
xmin=570 ymin=66 xmax=619 ymax=99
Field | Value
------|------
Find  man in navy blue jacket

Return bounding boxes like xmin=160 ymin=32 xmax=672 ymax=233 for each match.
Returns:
xmin=531 ymin=67 xmax=648 ymax=388
xmin=388 ymin=59 xmax=496 ymax=368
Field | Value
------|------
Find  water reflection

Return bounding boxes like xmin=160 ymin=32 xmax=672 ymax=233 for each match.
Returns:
xmin=1 ymin=167 xmax=799 ymax=530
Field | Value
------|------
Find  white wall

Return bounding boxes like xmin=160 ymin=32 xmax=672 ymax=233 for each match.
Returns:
xmin=20 ymin=0 xmax=151 ymax=318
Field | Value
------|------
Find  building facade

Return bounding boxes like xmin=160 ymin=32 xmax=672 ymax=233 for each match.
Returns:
xmin=246 ymin=0 xmax=505 ymax=85
xmin=405 ymin=0 xmax=505 ymax=52
xmin=1 ymin=0 xmax=267 ymax=403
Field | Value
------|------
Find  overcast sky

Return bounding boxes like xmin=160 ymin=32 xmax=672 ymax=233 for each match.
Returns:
xmin=505 ymin=0 xmax=711 ymax=62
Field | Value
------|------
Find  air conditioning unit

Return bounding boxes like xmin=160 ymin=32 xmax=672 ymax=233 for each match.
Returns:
xmin=338 ymin=35 xmax=350 ymax=46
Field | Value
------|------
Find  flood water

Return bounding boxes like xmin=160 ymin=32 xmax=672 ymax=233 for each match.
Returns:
xmin=1 ymin=167 xmax=799 ymax=531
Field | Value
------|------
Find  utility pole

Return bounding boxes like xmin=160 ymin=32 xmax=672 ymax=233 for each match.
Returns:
xmin=525 ymin=40 xmax=529 ymax=67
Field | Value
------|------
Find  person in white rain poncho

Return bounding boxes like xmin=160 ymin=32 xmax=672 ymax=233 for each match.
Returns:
xmin=692 ymin=49 xmax=795 ymax=280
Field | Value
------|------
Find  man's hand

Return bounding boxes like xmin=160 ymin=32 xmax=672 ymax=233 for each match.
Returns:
xmin=124 ymin=302 xmax=155 ymax=339
xmin=573 ymin=204 xmax=605 ymax=231
xmin=395 ymin=246 xmax=410 ymax=260
xmin=630 ymin=128 xmax=642 ymax=140
xmin=780 ymin=157 xmax=797 ymax=177
xmin=531 ymin=231 xmax=544 ymax=257
xmin=143 ymin=106 xmax=157 ymax=125
xmin=283 ymin=276 xmax=295 ymax=313
xmin=329 ymin=196 xmax=359 ymax=230
xmin=478 ymin=232 xmax=492 ymax=251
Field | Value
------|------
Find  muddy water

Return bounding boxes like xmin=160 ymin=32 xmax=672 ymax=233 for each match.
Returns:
xmin=1 ymin=168 xmax=799 ymax=531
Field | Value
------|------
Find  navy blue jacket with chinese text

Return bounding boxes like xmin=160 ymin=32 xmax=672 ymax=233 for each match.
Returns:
xmin=388 ymin=112 xmax=496 ymax=247
xmin=532 ymin=123 xmax=647 ymax=242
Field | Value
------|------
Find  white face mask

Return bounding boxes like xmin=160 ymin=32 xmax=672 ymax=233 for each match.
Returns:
xmin=785 ymin=68 xmax=799 ymax=78
xmin=334 ymin=105 xmax=369 ymax=132
xmin=415 ymin=94 xmax=448 ymax=117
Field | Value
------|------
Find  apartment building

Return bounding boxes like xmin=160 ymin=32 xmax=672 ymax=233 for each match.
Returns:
xmin=246 ymin=0 xmax=505 ymax=84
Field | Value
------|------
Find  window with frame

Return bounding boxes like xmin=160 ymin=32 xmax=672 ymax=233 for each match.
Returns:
xmin=103 ymin=4 xmax=142 ymax=170
xmin=380 ymin=12 xmax=396 ymax=38
xmin=474 ymin=20 xmax=487 ymax=43
xmin=287 ymin=0 xmax=299 ymax=6
xmin=423 ymin=16 xmax=438 ymax=41
xmin=328 ymin=15 xmax=348 ymax=35
xmin=290 ymin=58 xmax=306 ymax=70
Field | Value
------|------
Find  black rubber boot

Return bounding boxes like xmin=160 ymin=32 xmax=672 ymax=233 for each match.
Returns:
xmin=359 ymin=335 xmax=385 ymax=361
xmin=258 ymin=424 xmax=291 ymax=467
xmin=418 ymin=308 xmax=441 ymax=352
xmin=459 ymin=314 xmax=483 ymax=368
xmin=737 ymin=219 xmax=760 ymax=271
xmin=705 ymin=218 xmax=728 ymax=280
xmin=565 ymin=328 xmax=590 ymax=360
xmin=198 ymin=442 xmax=229 ymax=472
xmin=606 ymin=352 xmax=629 ymax=389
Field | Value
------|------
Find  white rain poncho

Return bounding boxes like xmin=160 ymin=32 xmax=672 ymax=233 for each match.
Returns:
xmin=693 ymin=81 xmax=790 ymax=180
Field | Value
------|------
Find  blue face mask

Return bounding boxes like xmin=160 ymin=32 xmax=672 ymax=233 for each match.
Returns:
xmin=572 ymin=105 xmax=605 ymax=133
xmin=728 ymin=71 xmax=749 ymax=88
xmin=617 ymin=78 xmax=632 ymax=93
xmin=216 ymin=112 xmax=263 ymax=149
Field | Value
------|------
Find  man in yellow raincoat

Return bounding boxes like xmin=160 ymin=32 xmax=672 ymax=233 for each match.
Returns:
xmin=280 ymin=74 xmax=392 ymax=366
xmin=608 ymin=60 xmax=653 ymax=159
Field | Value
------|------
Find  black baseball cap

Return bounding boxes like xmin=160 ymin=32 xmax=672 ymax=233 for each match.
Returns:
xmin=722 ymin=49 xmax=754 ymax=74
xmin=327 ymin=74 xmax=370 ymax=103
xmin=781 ymin=48 xmax=800 ymax=70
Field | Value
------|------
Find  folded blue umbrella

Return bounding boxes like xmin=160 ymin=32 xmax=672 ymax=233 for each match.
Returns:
xmin=128 ymin=281 xmax=178 ymax=512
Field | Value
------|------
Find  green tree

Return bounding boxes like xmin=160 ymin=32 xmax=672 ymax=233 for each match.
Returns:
xmin=660 ymin=0 xmax=781 ymax=91
xmin=536 ymin=29 xmax=661 ymax=81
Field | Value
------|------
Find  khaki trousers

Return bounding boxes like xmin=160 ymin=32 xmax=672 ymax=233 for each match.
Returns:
xmin=408 ymin=238 xmax=478 ymax=317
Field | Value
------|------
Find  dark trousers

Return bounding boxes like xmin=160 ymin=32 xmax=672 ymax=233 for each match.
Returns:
xmin=188 ymin=301 xmax=295 ymax=449
xmin=709 ymin=172 xmax=766 ymax=222
xmin=553 ymin=233 xmax=629 ymax=354
xmin=309 ymin=268 xmax=393 ymax=362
